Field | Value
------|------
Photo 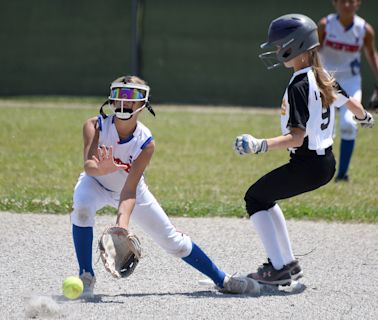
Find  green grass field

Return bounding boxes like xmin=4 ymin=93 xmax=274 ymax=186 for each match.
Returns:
xmin=0 ymin=98 xmax=377 ymax=222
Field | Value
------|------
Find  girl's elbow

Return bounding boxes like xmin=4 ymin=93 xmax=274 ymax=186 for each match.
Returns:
xmin=293 ymin=135 xmax=305 ymax=147
xmin=121 ymin=186 xmax=137 ymax=199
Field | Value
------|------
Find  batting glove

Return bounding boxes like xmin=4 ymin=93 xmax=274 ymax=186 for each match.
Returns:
xmin=234 ymin=134 xmax=268 ymax=155
xmin=353 ymin=111 xmax=375 ymax=128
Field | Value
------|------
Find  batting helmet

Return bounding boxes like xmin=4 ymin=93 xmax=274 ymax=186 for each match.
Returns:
xmin=259 ymin=14 xmax=320 ymax=69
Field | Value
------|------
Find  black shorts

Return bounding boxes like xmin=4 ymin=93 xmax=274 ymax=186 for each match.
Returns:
xmin=244 ymin=148 xmax=336 ymax=216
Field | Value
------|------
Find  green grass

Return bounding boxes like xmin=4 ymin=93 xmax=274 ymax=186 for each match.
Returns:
xmin=0 ymin=98 xmax=377 ymax=222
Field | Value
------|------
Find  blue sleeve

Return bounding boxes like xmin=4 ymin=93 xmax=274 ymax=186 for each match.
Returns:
xmin=141 ymin=136 xmax=153 ymax=149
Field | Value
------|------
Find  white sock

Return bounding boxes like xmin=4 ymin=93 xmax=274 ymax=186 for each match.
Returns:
xmin=250 ymin=210 xmax=284 ymax=270
xmin=268 ymin=204 xmax=295 ymax=265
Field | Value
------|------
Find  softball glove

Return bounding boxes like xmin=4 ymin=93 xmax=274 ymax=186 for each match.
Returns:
xmin=98 ymin=226 xmax=142 ymax=279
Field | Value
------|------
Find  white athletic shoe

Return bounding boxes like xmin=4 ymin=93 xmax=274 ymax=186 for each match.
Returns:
xmin=220 ymin=274 xmax=260 ymax=295
xmin=80 ymin=272 xmax=96 ymax=299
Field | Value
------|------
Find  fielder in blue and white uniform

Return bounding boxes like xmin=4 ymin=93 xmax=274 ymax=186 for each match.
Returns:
xmin=71 ymin=75 xmax=259 ymax=298
xmin=235 ymin=14 xmax=374 ymax=285
xmin=318 ymin=0 xmax=378 ymax=181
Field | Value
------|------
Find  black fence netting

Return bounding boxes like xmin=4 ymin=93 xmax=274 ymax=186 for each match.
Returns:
xmin=1 ymin=0 xmax=377 ymax=107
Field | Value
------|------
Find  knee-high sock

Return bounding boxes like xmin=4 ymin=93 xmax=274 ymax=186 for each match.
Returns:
xmin=337 ymin=139 xmax=355 ymax=178
xmin=268 ymin=204 xmax=295 ymax=265
xmin=72 ymin=224 xmax=94 ymax=276
xmin=250 ymin=210 xmax=284 ymax=270
xmin=182 ymin=242 xmax=226 ymax=287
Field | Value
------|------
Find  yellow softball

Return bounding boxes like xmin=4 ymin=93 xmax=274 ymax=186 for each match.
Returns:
xmin=62 ymin=276 xmax=83 ymax=299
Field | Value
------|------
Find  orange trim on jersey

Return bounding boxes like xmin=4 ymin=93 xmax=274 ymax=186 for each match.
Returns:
xmin=325 ymin=39 xmax=360 ymax=52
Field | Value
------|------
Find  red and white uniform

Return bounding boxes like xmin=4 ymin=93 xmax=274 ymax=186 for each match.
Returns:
xmin=71 ymin=115 xmax=192 ymax=258
xmin=95 ymin=116 xmax=152 ymax=194
xmin=320 ymin=13 xmax=366 ymax=87
xmin=320 ymin=14 xmax=365 ymax=140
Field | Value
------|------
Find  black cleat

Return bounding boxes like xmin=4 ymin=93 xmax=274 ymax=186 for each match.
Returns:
xmin=247 ymin=259 xmax=303 ymax=285
xmin=335 ymin=175 xmax=349 ymax=182
xmin=247 ymin=259 xmax=291 ymax=285
xmin=286 ymin=259 xmax=303 ymax=280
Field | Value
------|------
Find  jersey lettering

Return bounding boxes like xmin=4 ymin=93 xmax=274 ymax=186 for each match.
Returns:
xmin=320 ymin=14 xmax=365 ymax=81
xmin=113 ymin=157 xmax=131 ymax=173
xmin=324 ymin=39 xmax=360 ymax=52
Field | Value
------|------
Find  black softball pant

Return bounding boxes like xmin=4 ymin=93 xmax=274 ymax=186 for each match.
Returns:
xmin=244 ymin=150 xmax=336 ymax=216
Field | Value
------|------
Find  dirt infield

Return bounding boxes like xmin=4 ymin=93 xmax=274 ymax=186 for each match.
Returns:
xmin=1 ymin=212 xmax=377 ymax=320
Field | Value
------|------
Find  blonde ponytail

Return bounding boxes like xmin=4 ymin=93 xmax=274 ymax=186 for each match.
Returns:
xmin=308 ymin=49 xmax=337 ymax=107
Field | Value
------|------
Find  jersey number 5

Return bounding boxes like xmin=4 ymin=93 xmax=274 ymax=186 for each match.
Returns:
xmin=321 ymin=107 xmax=330 ymax=130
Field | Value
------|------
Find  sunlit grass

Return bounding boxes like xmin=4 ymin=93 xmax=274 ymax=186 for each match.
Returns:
xmin=0 ymin=98 xmax=377 ymax=222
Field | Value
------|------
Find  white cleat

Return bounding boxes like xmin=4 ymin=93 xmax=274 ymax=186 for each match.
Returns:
xmin=80 ymin=272 xmax=96 ymax=299
xmin=220 ymin=275 xmax=260 ymax=295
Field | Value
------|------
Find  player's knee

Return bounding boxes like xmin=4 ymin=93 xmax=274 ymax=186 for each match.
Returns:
xmin=340 ymin=121 xmax=357 ymax=140
xmin=163 ymin=232 xmax=192 ymax=258
xmin=244 ymin=192 xmax=272 ymax=217
xmin=245 ymin=200 xmax=262 ymax=217
xmin=71 ymin=203 xmax=96 ymax=227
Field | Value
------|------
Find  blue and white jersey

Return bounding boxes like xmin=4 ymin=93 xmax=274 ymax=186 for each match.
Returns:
xmin=320 ymin=14 xmax=366 ymax=85
xmin=94 ymin=115 xmax=153 ymax=193
xmin=280 ymin=67 xmax=349 ymax=154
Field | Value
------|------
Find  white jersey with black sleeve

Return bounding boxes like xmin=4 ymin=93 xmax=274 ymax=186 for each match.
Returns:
xmin=94 ymin=115 xmax=153 ymax=193
xmin=280 ymin=67 xmax=349 ymax=155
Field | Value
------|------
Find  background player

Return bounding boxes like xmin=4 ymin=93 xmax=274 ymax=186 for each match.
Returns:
xmin=318 ymin=0 xmax=378 ymax=181
xmin=71 ymin=75 xmax=259 ymax=298
xmin=234 ymin=14 xmax=374 ymax=285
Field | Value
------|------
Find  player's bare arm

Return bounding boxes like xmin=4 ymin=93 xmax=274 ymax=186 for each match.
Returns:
xmin=346 ymin=97 xmax=366 ymax=119
xmin=116 ymin=140 xmax=155 ymax=228
xmin=266 ymin=128 xmax=305 ymax=150
xmin=363 ymin=23 xmax=378 ymax=81
xmin=83 ymin=117 xmax=100 ymax=175
xmin=234 ymin=128 xmax=305 ymax=155
xmin=346 ymin=97 xmax=375 ymax=127
xmin=317 ymin=17 xmax=327 ymax=47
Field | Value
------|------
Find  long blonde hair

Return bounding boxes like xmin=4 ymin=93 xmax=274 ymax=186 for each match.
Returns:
xmin=308 ymin=48 xmax=337 ymax=107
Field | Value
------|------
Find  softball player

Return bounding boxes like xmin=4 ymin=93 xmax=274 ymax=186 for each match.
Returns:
xmin=235 ymin=14 xmax=374 ymax=285
xmin=71 ymin=75 xmax=258 ymax=298
xmin=318 ymin=0 xmax=378 ymax=181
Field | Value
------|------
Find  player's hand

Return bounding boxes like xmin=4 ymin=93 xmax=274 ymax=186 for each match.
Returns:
xmin=353 ymin=111 xmax=375 ymax=128
xmin=92 ymin=145 xmax=129 ymax=174
xmin=234 ymin=134 xmax=268 ymax=155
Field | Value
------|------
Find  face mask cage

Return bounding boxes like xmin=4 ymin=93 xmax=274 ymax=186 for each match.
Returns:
xmin=259 ymin=35 xmax=297 ymax=70
xmin=259 ymin=51 xmax=282 ymax=70
xmin=108 ymin=82 xmax=150 ymax=120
